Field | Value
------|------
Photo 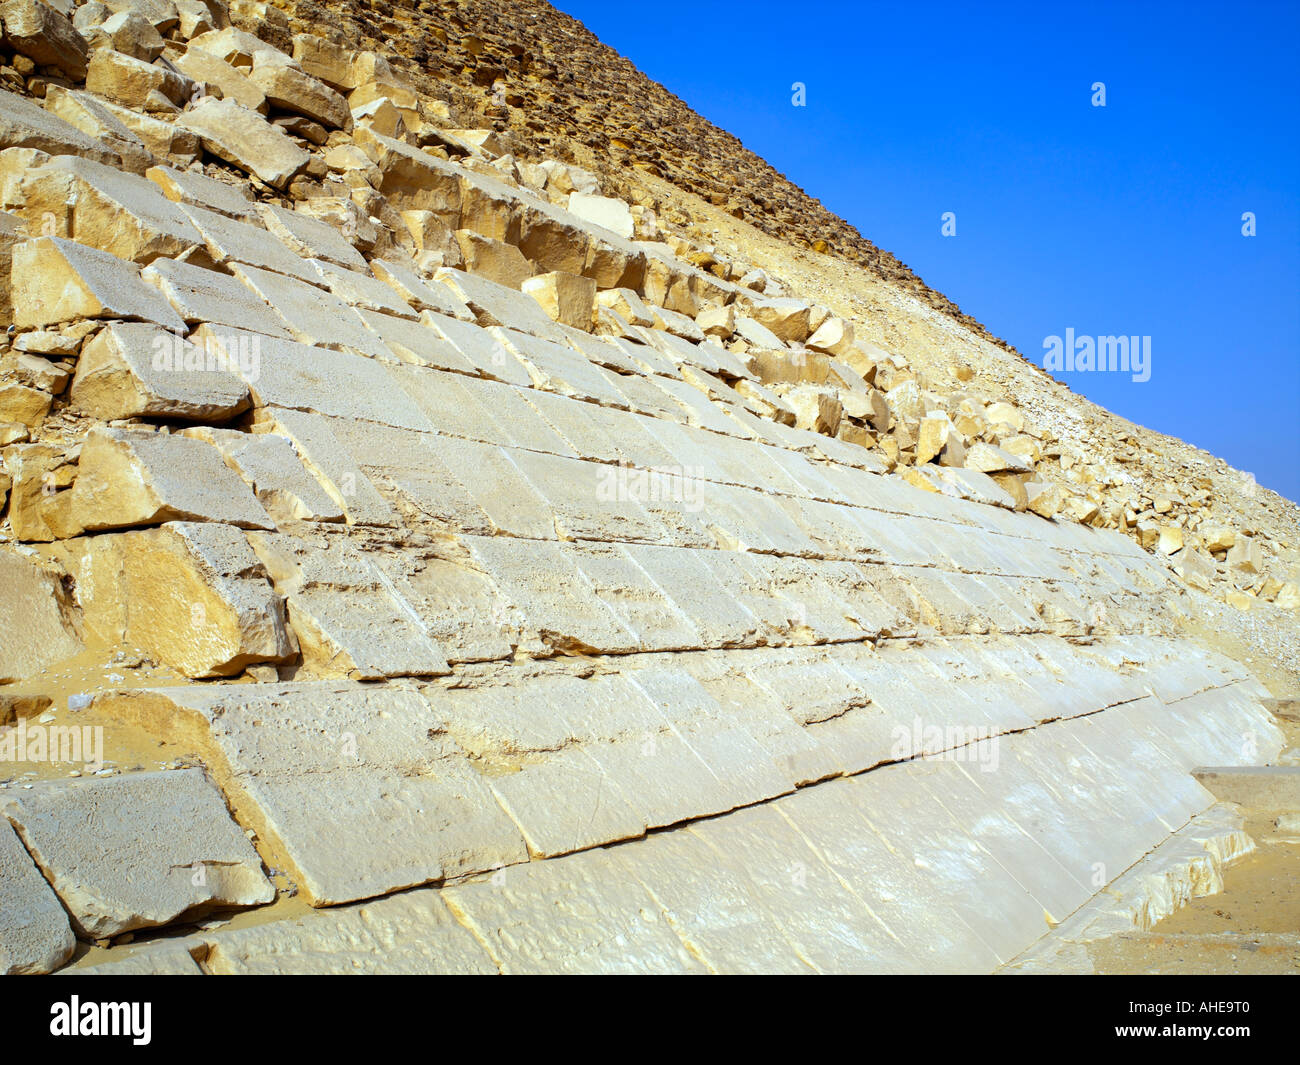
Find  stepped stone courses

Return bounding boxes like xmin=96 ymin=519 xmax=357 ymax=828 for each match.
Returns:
xmin=0 ymin=0 xmax=1295 ymax=976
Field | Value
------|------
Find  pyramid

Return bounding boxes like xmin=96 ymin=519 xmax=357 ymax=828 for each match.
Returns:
xmin=0 ymin=0 xmax=1295 ymax=975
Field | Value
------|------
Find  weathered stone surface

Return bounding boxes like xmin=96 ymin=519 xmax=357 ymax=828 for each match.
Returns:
xmin=202 ymin=889 xmax=496 ymax=974
xmin=0 ymin=89 xmax=119 ymax=165
xmin=256 ymin=201 xmax=366 ymax=269
xmin=566 ymin=191 xmax=633 ymax=238
xmin=147 ymin=163 xmax=256 ymax=218
xmin=3 ymin=770 xmax=273 ymax=937
xmin=70 ymin=521 xmax=295 ymax=677
xmin=10 ymin=236 xmax=187 ymax=330
xmin=18 ymin=155 xmax=201 ymax=264
xmin=70 ymin=426 xmax=274 ymax=531
xmin=141 ymin=256 xmax=294 ymax=337
xmin=522 ymin=270 xmax=595 ymax=331
xmin=176 ymin=97 xmax=311 ymax=189
xmin=41 ymin=87 xmax=153 ymax=175
xmin=0 ymin=819 xmax=75 ymax=975
xmin=70 ymin=321 xmax=250 ymax=420
xmin=186 ymin=427 xmax=343 ymax=523
xmin=96 ymin=684 xmax=529 ymax=906
xmin=0 ymin=548 xmax=83 ymax=681
xmin=247 ymin=531 xmax=451 ymax=679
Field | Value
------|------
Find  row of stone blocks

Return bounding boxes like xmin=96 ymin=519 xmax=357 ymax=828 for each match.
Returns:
xmin=8 ymin=647 xmax=1271 ymax=975
xmin=1 ymin=633 xmax=1281 ymax=973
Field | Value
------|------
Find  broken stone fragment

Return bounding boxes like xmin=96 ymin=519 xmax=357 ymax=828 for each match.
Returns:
xmin=0 ymin=819 xmax=75 ymax=975
xmin=248 ymin=55 xmax=351 ymax=131
xmin=3 ymin=769 xmax=274 ymax=938
xmin=69 ymin=425 xmax=274 ymax=531
xmin=806 ymin=316 xmax=856 ymax=357
xmin=522 ymin=270 xmax=595 ymax=331
xmin=146 ymin=163 xmax=256 ymax=219
xmin=99 ymin=9 xmax=166 ymax=61
xmin=1226 ymin=535 xmax=1263 ymax=573
xmin=172 ymin=43 xmax=268 ymax=113
xmin=85 ymin=48 xmax=194 ymax=111
xmin=10 ymin=236 xmax=187 ymax=330
xmin=175 ymin=96 xmax=311 ymax=189
xmin=70 ymin=321 xmax=250 ymax=420
xmin=0 ymin=0 xmax=90 ymax=81
xmin=70 ymin=520 xmax=296 ymax=677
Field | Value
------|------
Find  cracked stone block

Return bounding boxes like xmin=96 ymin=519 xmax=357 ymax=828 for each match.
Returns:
xmin=11 ymin=237 xmax=187 ymax=330
xmin=70 ymin=521 xmax=296 ymax=678
xmin=228 ymin=262 xmax=394 ymax=359
xmin=184 ymin=427 xmax=344 ymax=523
xmin=443 ymin=844 xmax=707 ymax=975
xmin=141 ymin=257 xmax=296 ymax=337
xmin=247 ymin=531 xmax=451 ymax=679
xmin=95 ymin=684 xmax=529 ymax=906
xmin=0 ymin=819 xmax=75 ymax=975
xmin=3 ymin=769 xmax=274 ymax=938
xmin=19 ymin=155 xmax=201 ymax=263
xmin=359 ymin=310 xmax=479 ymax=373
xmin=255 ymin=201 xmax=366 ymax=270
xmin=172 ymin=47 xmax=268 ymax=114
xmin=202 ymin=889 xmax=496 ymax=974
xmin=70 ymin=426 xmax=274 ymax=532
xmin=420 ymin=310 xmax=533 ymax=385
xmin=70 ymin=321 xmax=251 ymax=421
xmin=146 ymin=163 xmax=257 ymax=220
xmin=0 ymin=548 xmax=83 ymax=682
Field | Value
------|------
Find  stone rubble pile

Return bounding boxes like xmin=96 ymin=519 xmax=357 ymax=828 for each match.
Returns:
xmin=0 ymin=0 xmax=1292 ymax=975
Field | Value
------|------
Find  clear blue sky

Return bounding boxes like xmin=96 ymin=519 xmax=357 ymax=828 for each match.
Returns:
xmin=552 ymin=0 xmax=1300 ymax=501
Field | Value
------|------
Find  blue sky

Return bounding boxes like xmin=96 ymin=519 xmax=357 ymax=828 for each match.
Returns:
xmin=552 ymin=0 xmax=1300 ymax=500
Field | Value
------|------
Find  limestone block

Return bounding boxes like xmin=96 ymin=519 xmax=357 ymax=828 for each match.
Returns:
xmin=172 ymin=44 xmax=267 ymax=112
xmin=3 ymin=769 xmax=273 ymax=937
xmin=454 ymin=229 xmax=535 ymax=289
xmin=41 ymin=87 xmax=153 ymax=175
xmin=0 ymin=88 xmax=119 ymax=166
xmin=566 ymin=191 xmax=634 ymax=239
xmin=70 ymin=321 xmax=249 ymax=420
xmin=0 ymin=819 xmax=75 ymax=975
xmin=305 ymin=257 xmax=415 ymax=318
xmin=140 ymin=256 xmax=293 ymax=337
xmin=433 ymin=265 xmax=572 ymax=343
xmin=71 ymin=520 xmax=295 ymax=676
xmin=521 ymin=270 xmax=596 ymax=331
xmin=18 ymin=155 xmax=202 ymax=264
xmin=69 ymin=425 xmax=274 ymax=531
xmin=94 ymin=684 xmax=529 ymax=906
xmin=11 ymin=237 xmax=187 ymax=330
xmin=248 ymin=55 xmax=351 ymax=130
xmin=85 ymin=48 xmax=194 ymax=110
xmin=177 ymin=200 xmax=319 ymax=284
